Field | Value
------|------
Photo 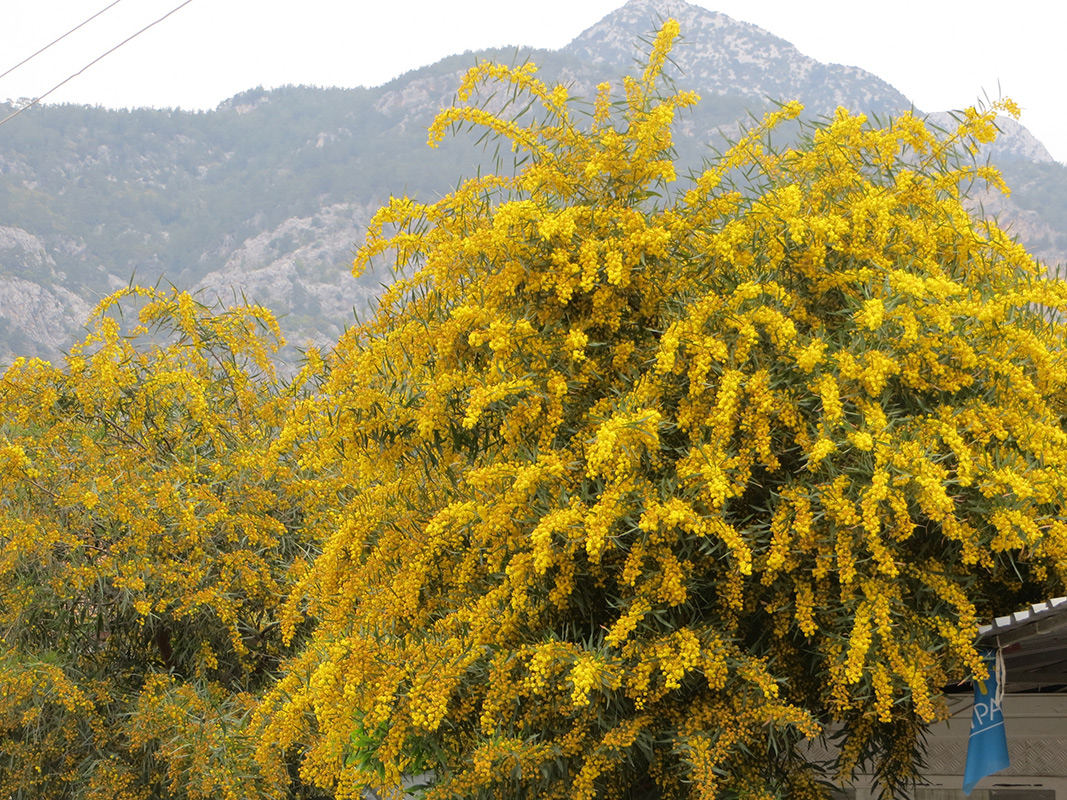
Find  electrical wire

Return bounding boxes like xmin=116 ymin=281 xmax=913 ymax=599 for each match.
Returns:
xmin=0 ymin=0 xmax=128 ymax=83
xmin=0 ymin=0 xmax=197 ymax=128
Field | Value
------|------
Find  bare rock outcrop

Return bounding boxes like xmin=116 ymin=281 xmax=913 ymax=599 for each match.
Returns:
xmin=196 ymin=203 xmax=381 ymax=350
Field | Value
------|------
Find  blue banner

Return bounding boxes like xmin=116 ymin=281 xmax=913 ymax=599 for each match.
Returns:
xmin=963 ymin=648 xmax=1010 ymax=795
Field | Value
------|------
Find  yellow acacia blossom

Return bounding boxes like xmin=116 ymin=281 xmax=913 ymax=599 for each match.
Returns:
xmin=0 ymin=288 xmax=307 ymax=800
xmin=250 ymin=19 xmax=1067 ymax=800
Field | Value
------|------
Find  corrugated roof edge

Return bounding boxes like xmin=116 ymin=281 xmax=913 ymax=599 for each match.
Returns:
xmin=978 ymin=597 xmax=1067 ymax=646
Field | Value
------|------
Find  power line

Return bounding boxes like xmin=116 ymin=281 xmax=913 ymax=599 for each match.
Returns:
xmin=0 ymin=0 xmax=129 ymax=83
xmin=0 ymin=0 xmax=197 ymax=128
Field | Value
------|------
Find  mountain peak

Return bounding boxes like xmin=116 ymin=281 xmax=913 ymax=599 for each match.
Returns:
xmin=565 ymin=0 xmax=910 ymax=117
xmin=567 ymin=0 xmax=800 ymax=70
xmin=616 ymin=0 xmax=717 ymax=17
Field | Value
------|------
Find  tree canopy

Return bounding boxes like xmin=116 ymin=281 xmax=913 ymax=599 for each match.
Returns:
xmin=3 ymin=20 xmax=1067 ymax=800
xmin=252 ymin=20 xmax=1067 ymax=800
xmin=0 ymin=288 xmax=314 ymax=799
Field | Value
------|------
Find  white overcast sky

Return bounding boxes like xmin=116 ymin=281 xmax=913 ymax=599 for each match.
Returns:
xmin=2 ymin=0 xmax=1065 ymax=163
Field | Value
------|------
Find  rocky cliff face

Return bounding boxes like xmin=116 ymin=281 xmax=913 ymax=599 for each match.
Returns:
xmin=0 ymin=0 xmax=1062 ymax=365
xmin=195 ymin=202 xmax=380 ymax=353
xmin=0 ymin=227 xmax=91 ymax=361
xmin=0 ymin=275 xmax=91 ymax=361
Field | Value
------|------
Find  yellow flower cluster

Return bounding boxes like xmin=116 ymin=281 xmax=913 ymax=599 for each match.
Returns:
xmin=249 ymin=19 xmax=1067 ymax=800
xmin=0 ymin=288 xmax=306 ymax=799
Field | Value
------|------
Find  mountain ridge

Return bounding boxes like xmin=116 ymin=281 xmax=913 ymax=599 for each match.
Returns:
xmin=566 ymin=0 xmax=912 ymax=114
xmin=0 ymin=0 xmax=1063 ymax=364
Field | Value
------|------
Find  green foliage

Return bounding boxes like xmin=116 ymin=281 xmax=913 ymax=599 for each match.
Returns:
xmin=0 ymin=289 xmax=315 ymax=799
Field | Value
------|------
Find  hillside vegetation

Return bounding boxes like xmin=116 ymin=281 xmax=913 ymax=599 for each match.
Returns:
xmin=0 ymin=0 xmax=1062 ymax=365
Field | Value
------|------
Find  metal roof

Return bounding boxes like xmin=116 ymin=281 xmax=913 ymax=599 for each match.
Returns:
xmin=980 ymin=597 xmax=1067 ymax=644
xmin=978 ymin=597 xmax=1067 ymax=691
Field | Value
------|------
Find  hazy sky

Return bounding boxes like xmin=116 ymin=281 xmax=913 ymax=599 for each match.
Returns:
xmin=2 ymin=0 xmax=1065 ymax=162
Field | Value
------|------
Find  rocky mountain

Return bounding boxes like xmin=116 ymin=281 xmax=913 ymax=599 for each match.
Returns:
xmin=568 ymin=0 xmax=912 ymax=115
xmin=0 ymin=0 xmax=1064 ymax=364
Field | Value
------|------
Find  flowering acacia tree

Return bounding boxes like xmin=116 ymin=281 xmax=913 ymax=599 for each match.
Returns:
xmin=0 ymin=289 xmax=315 ymax=800
xmin=255 ymin=21 xmax=1067 ymax=800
